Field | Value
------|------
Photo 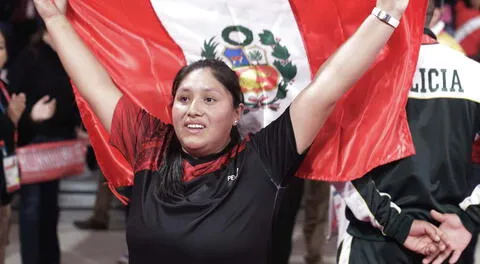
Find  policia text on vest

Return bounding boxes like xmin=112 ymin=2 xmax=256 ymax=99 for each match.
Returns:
xmin=411 ymin=68 xmax=463 ymax=93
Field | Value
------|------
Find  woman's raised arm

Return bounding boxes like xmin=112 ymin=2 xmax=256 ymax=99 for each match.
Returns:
xmin=290 ymin=0 xmax=408 ymax=154
xmin=34 ymin=0 xmax=122 ymax=132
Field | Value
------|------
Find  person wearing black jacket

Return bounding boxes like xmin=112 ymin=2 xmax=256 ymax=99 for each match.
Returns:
xmin=336 ymin=1 xmax=480 ymax=263
xmin=7 ymin=24 xmax=80 ymax=264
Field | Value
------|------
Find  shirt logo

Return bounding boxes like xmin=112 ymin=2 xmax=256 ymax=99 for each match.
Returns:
xmin=227 ymin=168 xmax=239 ymax=182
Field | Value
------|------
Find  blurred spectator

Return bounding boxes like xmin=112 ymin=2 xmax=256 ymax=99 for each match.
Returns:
xmin=430 ymin=0 xmax=466 ymax=53
xmin=455 ymin=0 xmax=480 ymax=60
xmin=0 ymin=23 xmax=25 ymax=264
xmin=7 ymin=23 xmax=80 ymax=264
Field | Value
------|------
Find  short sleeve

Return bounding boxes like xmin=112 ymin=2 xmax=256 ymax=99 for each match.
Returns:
xmin=250 ymin=107 xmax=305 ymax=185
xmin=109 ymin=96 xmax=172 ymax=172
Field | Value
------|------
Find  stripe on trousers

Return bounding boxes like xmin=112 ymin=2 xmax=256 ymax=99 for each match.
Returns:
xmin=338 ymin=231 xmax=353 ymax=264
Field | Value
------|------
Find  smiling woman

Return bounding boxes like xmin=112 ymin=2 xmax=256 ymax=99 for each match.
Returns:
xmin=172 ymin=60 xmax=244 ymax=158
xmin=155 ymin=59 xmax=245 ymax=198
xmin=29 ymin=0 xmax=442 ymax=263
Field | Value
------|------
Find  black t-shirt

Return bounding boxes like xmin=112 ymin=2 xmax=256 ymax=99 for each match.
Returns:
xmin=110 ymin=97 xmax=305 ymax=263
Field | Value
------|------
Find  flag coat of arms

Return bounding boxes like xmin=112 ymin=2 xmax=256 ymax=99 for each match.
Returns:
xmin=67 ymin=0 xmax=427 ymax=189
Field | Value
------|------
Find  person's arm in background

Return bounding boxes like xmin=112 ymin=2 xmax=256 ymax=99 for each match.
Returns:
xmin=421 ymin=186 xmax=479 ymax=264
xmin=0 ymin=93 xmax=26 ymax=151
xmin=333 ymin=174 xmax=445 ymax=258
xmin=422 ymin=107 xmax=480 ymax=264
xmin=7 ymin=47 xmax=33 ymax=144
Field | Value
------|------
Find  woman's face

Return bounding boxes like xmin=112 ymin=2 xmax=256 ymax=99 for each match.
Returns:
xmin=172 ymin=68 xmax=243 ymax=157
xmin=0 ymin=33 xmax=7 ymax=69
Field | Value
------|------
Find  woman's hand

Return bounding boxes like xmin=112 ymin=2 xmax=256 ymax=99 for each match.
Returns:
xmin=33 ymin=0 xmax=67 ymax=21
xmin=376 ymin=0 xmax=409 ymax=20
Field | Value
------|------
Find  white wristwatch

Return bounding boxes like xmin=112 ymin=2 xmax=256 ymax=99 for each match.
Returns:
xmin=371 ymin=7 xmax=400 ymax=29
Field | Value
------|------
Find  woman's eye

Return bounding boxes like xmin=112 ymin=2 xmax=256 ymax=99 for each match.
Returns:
xmin=204 ymin=97 xmax=216 ymax=104
xmin=178 ymin=96 xmax=189 ymax=103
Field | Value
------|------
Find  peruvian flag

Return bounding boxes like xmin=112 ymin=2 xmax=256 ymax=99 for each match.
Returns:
xmin=67 ymin=0 xmax=426 ymax=188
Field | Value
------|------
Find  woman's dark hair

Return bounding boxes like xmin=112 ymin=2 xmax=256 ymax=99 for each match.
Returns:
xmin=155 ymin=59 xmax=244 ymax=199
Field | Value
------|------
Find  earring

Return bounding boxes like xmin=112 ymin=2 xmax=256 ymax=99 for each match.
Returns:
xmin=233 ymin=120 xmax=238 ymax=126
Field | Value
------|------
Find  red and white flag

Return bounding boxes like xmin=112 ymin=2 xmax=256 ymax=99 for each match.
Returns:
xmin=67 ymin=0 xmax=426 ymax=188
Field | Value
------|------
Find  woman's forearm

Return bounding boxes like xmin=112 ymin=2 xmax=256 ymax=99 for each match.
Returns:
xmin=291 ymin=12 xmax=401 ymax=153
xmin=44 ymin=15 xmax=121 ymax=132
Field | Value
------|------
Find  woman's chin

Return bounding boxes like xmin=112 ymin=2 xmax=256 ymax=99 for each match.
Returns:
xmin=181 ymin=142 xmax=207 ymax=157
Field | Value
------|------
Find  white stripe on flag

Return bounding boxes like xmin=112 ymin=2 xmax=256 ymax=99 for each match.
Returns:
xmin=150 ymin=0 xmax=312 ymax=132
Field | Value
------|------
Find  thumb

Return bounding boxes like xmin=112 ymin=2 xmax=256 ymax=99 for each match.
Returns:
xmin=430 ymin=210 xmax=445 ymax=223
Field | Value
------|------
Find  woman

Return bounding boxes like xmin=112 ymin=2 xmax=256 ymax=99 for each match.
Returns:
xmin=33 ymin=0 xmax=444 ymax=263
xmin=0 ymin=24 xmax=25 ymax=264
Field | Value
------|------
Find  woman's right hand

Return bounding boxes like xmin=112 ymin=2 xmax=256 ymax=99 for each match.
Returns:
xmin=33 ymin=0 xmax=67 ymax=20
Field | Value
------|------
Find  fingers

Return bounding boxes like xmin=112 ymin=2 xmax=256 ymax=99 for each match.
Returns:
xmin=48 ymin=98 xmax=57 ymax=111
xmin=432 ymin=249 xmax=453 ymax=264
xmin=35 ymin=95 xmax=55 ymax=107
xmin=34 ymin=95 xmax=51 ymax=106
xmin=424 ymin=243 xmax=439 ymax=256
xmin=449 ymin=250 xmax=462 ymax=264
xmin=46 ymin=98 xmax=57 ymax=106
xmin=40 ymin=95 xmax=51 ymax=103
xmin=430 ymin=210 xmax=445 ymax=223
xmin=423 ymin=248 xmax=441 ymax=264
xmin=423 ymin=222 xmax=441 ymax=242
xmin=11 ymin=93 xmax=26 ymax=103
xmin=17 ymin=93 xmax=26 ymax=102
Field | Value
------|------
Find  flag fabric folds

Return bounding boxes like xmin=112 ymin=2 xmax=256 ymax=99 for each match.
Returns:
xmin=66 ymin=0 xmax=427 ymax=188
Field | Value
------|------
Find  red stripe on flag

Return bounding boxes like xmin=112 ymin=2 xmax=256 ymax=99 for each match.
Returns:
xmin=292 ymin=1 xmax=426 ymax=181
xmin=68 ymin=0 xmax=186 ymax=187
